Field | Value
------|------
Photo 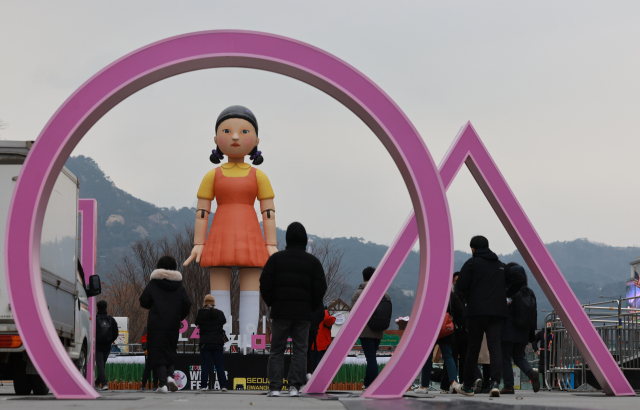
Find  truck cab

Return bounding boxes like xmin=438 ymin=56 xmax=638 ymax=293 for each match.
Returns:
xmin=0 ymin=140 xmax=101 ymax=395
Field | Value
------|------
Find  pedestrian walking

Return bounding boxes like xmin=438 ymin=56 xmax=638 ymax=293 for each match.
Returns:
xmin=195 ymin=294 xmax=228 ymax=391
xmin=352 ymin=267 xmax=392 ymax=391
xmin=139 ymin=256 xmax=192 ymax=393
xmin=95 ymin=300 xmax=118 ymax=391
xmin=415 ymin=284 xmax=463 ymax=394
xmin=260 ymin=222 xmax=327 ymax=397
xmin=454 ymin=236 xmax=508 ymax=397
xmin=500 ymin=263 xmax=540 ymax=394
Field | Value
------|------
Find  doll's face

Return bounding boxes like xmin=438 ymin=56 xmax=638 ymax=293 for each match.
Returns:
xmin=214 ymin=118 xmax=259 ymax=159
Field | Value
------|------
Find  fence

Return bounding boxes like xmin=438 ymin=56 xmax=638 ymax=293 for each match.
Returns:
xmin=544 ymin=294 xmax=640 ymax=391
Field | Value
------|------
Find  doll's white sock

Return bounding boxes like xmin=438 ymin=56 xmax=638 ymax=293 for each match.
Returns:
xmin=239 ymin=290 xmax=260 ymax=348
xmin=210 ymin=290 xmax=232 ymax=334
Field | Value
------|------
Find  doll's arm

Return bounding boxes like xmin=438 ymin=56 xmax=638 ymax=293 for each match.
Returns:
xmin=184 ymin=198 xmax=211 ymax=265
xmin=260 ymin=198 xmax=278 ymax=256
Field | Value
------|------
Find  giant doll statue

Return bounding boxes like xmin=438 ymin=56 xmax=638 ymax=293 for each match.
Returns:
xmin=184 ymin=105 xmax=277 ymax=346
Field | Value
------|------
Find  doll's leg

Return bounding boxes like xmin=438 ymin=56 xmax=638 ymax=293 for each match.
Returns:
xmin=238 ymin=268 xmax=261 ymax=348
xmin=210 ymin=267 xmax=232 ymax=333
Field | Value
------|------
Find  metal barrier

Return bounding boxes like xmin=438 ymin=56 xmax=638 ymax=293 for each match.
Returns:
xmin=543 ymin=295 xmax=640 ymax=391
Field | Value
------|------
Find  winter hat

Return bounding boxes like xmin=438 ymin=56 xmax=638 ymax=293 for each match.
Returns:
xmin=204 ymin=294 xmax=215 ymax=306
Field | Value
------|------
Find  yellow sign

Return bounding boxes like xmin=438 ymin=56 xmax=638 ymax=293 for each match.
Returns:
xmin=233 ymin=378 xmax=246 ymax=390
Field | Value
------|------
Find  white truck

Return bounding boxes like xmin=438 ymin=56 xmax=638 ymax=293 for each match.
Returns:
xmin=0 ymin=141 xmax=101 ymax=395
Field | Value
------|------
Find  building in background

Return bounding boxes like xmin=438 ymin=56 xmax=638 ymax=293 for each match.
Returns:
xmin=626 ymin=258 xmax=640 ymax=309
xmin=328 ymin=299 xmax=350 ymax=338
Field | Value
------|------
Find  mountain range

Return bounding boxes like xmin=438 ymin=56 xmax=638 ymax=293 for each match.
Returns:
xmin=65 ymin=155 xmax=637 ymax=327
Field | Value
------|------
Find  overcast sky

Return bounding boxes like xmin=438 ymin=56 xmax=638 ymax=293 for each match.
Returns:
xmin=2 ymin=1 xmax=640 ymax=254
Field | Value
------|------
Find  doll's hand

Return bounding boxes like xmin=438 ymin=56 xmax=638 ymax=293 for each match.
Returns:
xmin=184 ymin=245 xmax=205 ymax=266
xmin=266 ymin=245 xmax=278 ymax=256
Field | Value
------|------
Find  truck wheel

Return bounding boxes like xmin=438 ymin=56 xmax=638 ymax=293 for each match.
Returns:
xmin=10 ymin=355 xmax=32 ymax=395
xmin=75 ymin=341 xmax=88 ymax=378
xmin=29 ymin=375 xmax=49 ymax=395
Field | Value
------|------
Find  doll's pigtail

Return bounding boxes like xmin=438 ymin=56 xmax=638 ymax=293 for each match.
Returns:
xmin=210 ymin=146 xmax=224 ymax=164
xmin=249 ymin=146 xmax=264 ymax=165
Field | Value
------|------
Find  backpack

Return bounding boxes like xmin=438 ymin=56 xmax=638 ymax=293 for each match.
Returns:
xmin=511 ymin=286 xmax=537 ymax=329
xmin=367 ymin=297 xmax=392 ymax=331
xmin=97 ymin=316 xmax=113 ymax=344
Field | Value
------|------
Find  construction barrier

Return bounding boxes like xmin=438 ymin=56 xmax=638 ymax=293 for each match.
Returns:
xmin=545 ymin=294 xmax=640 ymax=391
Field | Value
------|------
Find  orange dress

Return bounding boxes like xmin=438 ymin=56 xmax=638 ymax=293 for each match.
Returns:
xmin=200 ymin=167 xmax=270 ymax=268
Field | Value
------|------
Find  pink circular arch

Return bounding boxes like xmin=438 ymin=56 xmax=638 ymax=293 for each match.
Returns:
xmin=5 ymin=30 xmax=453 ymax=398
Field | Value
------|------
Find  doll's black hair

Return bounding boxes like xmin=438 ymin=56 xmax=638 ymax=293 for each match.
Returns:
xmin=209 ymin=146 xmax=263 ymax=165
xmin=210 ymin=105 xmax=264 ymax=165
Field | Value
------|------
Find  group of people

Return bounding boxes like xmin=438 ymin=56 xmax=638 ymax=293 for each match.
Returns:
xmin=413 ymin=235 xmax=542 ymax=397
xmin=93 ymin=229 xmax=544 ymax=398
xmin=92 ymin=222 xmax=332 ymax=395
xmin=90 ymin=106 xmax=546 ymax=397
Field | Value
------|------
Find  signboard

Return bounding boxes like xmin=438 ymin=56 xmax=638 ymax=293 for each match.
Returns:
xmin=114 ymin=317 xmax=128 ymax=352
xmin=174 ymin=354 xmax=292 ymax=391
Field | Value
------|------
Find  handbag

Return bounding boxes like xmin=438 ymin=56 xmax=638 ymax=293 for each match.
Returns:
xmin=437 ymin=298 xmax=455 ymax=339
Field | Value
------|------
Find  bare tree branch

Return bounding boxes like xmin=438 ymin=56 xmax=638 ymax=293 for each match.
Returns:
xmin=308 ymin=237 xmax=352 ymax=306
xmin=103 ymin=226 xmax=209 ymax=345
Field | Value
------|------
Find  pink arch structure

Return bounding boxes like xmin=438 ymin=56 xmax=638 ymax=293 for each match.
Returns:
xmin=4 ymin=30 xmax=632 ymax=399
xmin=306 ymin=123 xmax=635 ymax=397
xmin=4 ymin=30 xmax=453 ymax=399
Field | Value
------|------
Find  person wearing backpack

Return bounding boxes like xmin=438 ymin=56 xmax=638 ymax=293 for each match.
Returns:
xmin=195 ymin=294 xmax=228 ymax=391
xmin=500 ymin=263 xmax=540 ymax=394
xmin=351 ymin=266 xmax=392 ymax=390
xmin=259 ymin=222 xmax=327 ymax=397
xmin=95 ymin=300 xmax=118 ymax=390
xmin=454 ymin=236 xmax=509 ymax=397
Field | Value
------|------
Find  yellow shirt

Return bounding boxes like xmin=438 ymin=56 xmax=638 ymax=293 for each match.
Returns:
xmin=197 ymin=162 xmax=274 ymax=201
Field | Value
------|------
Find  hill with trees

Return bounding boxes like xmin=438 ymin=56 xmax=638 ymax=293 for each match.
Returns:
xmin=65 ymin=155 xmax=638 ymax=328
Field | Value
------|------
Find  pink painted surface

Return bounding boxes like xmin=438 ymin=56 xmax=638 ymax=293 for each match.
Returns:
xmin=4 ymin=31 xmax=451 ymax=398
xmin=4 ymin=30 xmax=627 ymax=399
xmin=78 ymin=199 xmax=98 ymax=387
xmin=437 ymin=123 xmax=633 ymax=395
xmin=179 ymin=320 xmax=188 ymax=334
xmin=313 ymin=123 xmax=633 ymax=397
xmin=251 ymin=335 xmax=266 ymax=349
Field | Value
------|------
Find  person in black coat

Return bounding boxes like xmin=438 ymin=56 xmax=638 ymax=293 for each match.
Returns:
xmin=139 ymin=256 xmax=192 ymax=393
xmin=454 ymin=236 xmax=508 ymax=397
xmin=500 ymin=263 xmax=540 ymax=394
xmin=195 ymin=294 xmax=227 ymax=391
xmin=95 ymin=300 xmax=119 ymax=390
xmin=260 ymin=222 xmax=327 ymax=397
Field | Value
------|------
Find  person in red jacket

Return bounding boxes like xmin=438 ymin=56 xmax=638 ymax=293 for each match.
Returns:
xmin=312 ymin=309 xmax=336 ymax=368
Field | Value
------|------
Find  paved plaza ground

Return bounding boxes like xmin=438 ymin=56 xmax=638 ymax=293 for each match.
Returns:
xmin=0 ymin=383 xmax=638 ymax=410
